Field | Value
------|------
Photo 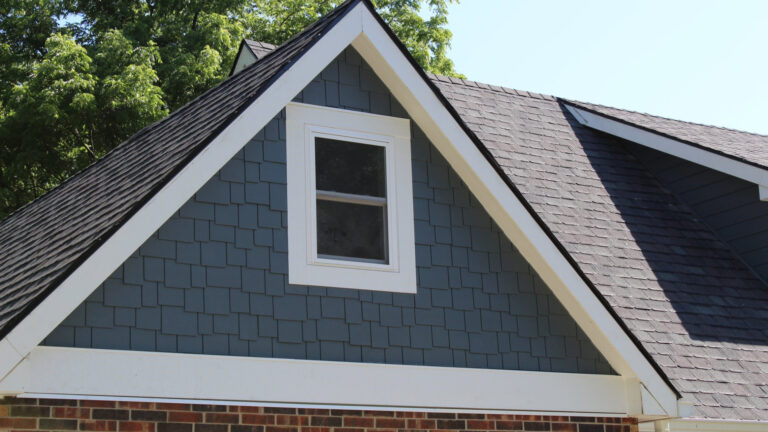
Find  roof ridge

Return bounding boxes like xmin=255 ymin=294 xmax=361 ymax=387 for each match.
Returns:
xmin=566 ymin=98 xmax=768 ymax=139
xmin=428 ymin=72 xmax=557 ymax=101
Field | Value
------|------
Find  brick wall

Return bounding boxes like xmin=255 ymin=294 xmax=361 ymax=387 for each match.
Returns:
xmin=0 ymin=398 xmax=638 ymax=432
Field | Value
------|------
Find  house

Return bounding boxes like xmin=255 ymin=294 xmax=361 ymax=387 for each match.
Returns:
xmin=0 ymin=1 xmax=766 ymax=431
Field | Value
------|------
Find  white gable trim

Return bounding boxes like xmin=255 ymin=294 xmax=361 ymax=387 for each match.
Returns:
xmin=0 ymin=346 xmax=633 ymax=416
xmin=565 ymin=104 xmax=768 ymax=201
xmin=0 ymin=0 xmax=678 ymax=417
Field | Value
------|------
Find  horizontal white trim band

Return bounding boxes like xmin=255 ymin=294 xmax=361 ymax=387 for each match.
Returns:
xmin=1 ymin=347 xmax=632 ymax=416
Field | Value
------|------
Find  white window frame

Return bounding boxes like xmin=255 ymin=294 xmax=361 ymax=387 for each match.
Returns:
xmin=286 ymin=102 xmax=417 ymax=293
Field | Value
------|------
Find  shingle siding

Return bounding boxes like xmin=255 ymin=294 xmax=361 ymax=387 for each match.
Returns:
xmin=628 ymin=143 xmax=768 ymax=282
xmin=42 ymin=47 xmax=612 ymax=374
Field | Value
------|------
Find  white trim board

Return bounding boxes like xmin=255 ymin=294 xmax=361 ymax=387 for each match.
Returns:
xmin=565 ymin=104 xmax=768 ymax=201
xmin=0 ymin=346 xmax=633 ymax=416
xmin=0 ymin=0 xmax=678 ymax=417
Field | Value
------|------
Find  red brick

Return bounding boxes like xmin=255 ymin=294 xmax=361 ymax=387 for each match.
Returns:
xmin=81 ymin=401 xmax=116 ymax=409
xmin=275 ymin=415 xmax=308 ymax=426
xmin=10 ymin=406 xmax=50 ymax=417
xmin=578 ymin=425 xmax=604 ymax=432
xmin=458 ymin=413 xmax=486 ymax=419
xmin=335 ymin=428 xmax=364 ymax=432
xmin=118 ymin=402 xmax=154 ymax=410
xmin=263 ymin=408 xmax=296 ymax=415
xmin=119 ymin=421 xmax=155 ymax=432
xmin=524 ymin=422 xmax=551 ymax=431
xmin=168 ymin=412 xmax=202 ymax=423
xmin=0 ymin=405 xmax=9 ymax=417
xmin=310 ymin=416 xmax=342 ymax=427
xmin=552 ymin=423 xmax=577 ymax=432
xmin=39 ymin=418 xmax=78 ymax=430
xmin=265 ymin=427 xmax=298 ymax=432
xmin=53 ymin=407 xmax=91 ymax=419
xmin=516 ymin=416 xmax=542 ymax=421
xmin=570 ymin=417 xmax=596 ymax=424
xmin=131 ymin=411 xmax=167 ymax=422
xmin=332 ymin=409 xmax=363 ymax=416
xmin=193 ymin=405 xmax=226 ymax=413
xmin=375 ymin=418 xmax=405 ymax=428
xmin=488 ymin=414 xmax=517 ymax=421
xmin=92 ymin=409 xmax=129 ymax=420
xmin=427 ymin=412 xmax=456 ymax=419
xmin=300 ymin=428 xmax=330 ymax=432
xmin=39 ymin=399 xmax=78 ymax=407
xmin=437 ymin=419 xmax=466 ymax=429
xmin=0 ymin=417 xmax=38 ymax=429
xmin=242 ymin=414 xmax=275 ymax=425
xmin=344 ymin=417 xmax=374 ymax=427
xmin=364 ymin=411 xmax=395 ymax=417
xmin=495 ymin=420 xmax=523 ymax=430
xmin=80 ymin=420 xmax=118 ymax=431
xmin=406 ymin=419 xmax=436 ymax=429
xmin=239 ymin=407 xmax=264 ymax=414
xmin=204 ymin=413 xmax=239 ymax=424
xmin=156 ymin=423 xmax=192 ymax=432
xmin=297 ymin=409 xmax=330 ymax=416
xmin=231 ymin=427 xmax=265 ymax=432
xmin=155 ymin=404 xmax=190 ymax=412
xmin=196 ymin=425 xmax=228 ymax=432
xmin=466 ymin=420 xmax=494 ymax=429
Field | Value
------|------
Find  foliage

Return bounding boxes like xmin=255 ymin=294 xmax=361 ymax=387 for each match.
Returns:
xmin=0 ymin=0 xmax=460 ymax=218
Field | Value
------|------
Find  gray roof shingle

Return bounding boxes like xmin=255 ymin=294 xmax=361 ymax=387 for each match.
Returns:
xmin=430 ymin=74 xmax=768 ymax=421
xmin=567 ymin=100 xmax=768 ymax=170
xmin=244 ymin=39 xmax=277 ymax=59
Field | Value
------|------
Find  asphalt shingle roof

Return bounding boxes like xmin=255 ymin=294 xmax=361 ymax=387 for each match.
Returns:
xmin=567 ymin=100 xmax=768 ymax=170
xmin=0 ymin=0 xmax=357 ymax=338
xmin=244 ymin=39 xmax=277 ymax=59
xmin=430 ymin=75 xmax=768 ymax=421
xmin=1 ymin=0 xmax=767 ymax=422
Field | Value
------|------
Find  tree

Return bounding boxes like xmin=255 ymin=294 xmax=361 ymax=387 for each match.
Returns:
xmin=0 ymin=0 xmax=460 ymax=218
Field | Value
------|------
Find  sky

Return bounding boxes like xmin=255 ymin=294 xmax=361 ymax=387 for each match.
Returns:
xmin=444 ymin=1 xmax=768 ymax=135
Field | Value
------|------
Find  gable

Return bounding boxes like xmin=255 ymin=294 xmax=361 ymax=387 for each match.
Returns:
xmin=0 ymin=0 xmax=679 ymax=419
xmin=43 ymin=47 xmax=613 ymax=374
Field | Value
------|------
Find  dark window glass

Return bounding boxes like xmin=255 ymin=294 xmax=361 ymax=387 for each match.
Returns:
xmin=316 ymin=200 xmax=386 ymax=261
xmin=315 ymin=137 xmax=386 ymax=197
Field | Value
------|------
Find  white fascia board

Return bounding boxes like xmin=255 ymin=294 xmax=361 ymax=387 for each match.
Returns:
xmin=0 ymin=1 xmax=367 ymax=381
xmin=352 ymin=10 xmax=679 ymax=417
xmin=656 ymin=419 xmax=768 ymax=432
xmin=0 ymin=346 xmax=631 ymax=416
xmin=565 ymin=104 xmax=768 ymax=201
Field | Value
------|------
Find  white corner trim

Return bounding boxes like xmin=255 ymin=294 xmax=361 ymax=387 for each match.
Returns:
xmin=352 ymin=11 xmax=679 ymax=416
xmin=0 ymin=1 xmax=368 ymax=381
xmin=0 ymin=346 xmax=633 ymax=416
xmin=286 ymin=102 xmax=416 ymax=293
xmin=565 ymin=104 xmax=768 ymax=200
xmin=654 ymin=419 xmax=768 ymax=432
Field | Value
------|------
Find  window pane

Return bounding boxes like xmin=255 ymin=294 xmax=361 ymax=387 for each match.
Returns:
xmin=315 ymin=137 xmax=386 ymax=197
xmin=317 ymin=200 xmax=386 ymax=262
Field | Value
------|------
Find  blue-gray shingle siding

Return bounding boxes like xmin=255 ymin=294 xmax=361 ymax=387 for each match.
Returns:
xmin=42 ymin=47 xmax=613 ymax=374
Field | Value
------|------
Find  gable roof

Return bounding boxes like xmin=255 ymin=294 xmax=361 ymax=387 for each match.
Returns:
xmin=244 ymin=39 xmax=277 ymax=59
xmin=1 ymin=0 xmax=767 ymax=423
xmin=429 ymin=75 xmax=768 ymax=422
xmin=0 ymin=0 xmax=358 ymax=339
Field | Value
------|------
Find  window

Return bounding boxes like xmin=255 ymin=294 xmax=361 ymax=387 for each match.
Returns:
xmin=286 ymin=103 xmax=416 ymax=293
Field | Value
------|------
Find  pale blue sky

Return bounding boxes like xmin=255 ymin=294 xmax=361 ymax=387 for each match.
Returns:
xmin=444 ymin=1 xmax=768 ymax=135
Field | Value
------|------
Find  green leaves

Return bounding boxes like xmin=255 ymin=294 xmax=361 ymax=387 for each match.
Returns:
xmin=0 ymin=0 xmax=461 ymax=218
